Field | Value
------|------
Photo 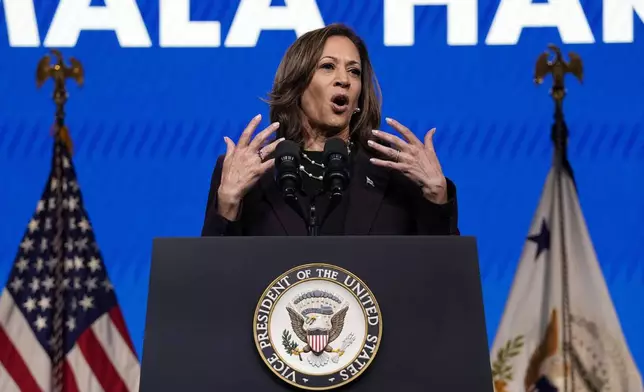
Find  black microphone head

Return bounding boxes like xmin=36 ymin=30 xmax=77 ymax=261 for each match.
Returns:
xmin=323 ymin=138 xmax=350 ymax=197
xmin=275 ymin=139 xmax=300 ymax=161
xmin=323 ymin=138 xmax=348 ymax=163
xmin=274 ymin=140 xmax=301 ymax=199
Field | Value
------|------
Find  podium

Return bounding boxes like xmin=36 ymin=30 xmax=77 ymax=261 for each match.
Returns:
xmin=140 ymin=236 xmax=493 ymax=391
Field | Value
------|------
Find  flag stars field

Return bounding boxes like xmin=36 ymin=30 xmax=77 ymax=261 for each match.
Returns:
xmin=0 ymin=140 xmax=141 ymax=392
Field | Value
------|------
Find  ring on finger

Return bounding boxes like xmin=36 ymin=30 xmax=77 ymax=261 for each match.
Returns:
xmin=258 ymin=149 xmax=264 ymax=161
xmin=395 ymin=150 xmax=400 ymax=162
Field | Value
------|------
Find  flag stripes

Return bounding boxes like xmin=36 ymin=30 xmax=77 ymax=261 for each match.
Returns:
xmin=0 ymin=139 xmax=140 ymax=391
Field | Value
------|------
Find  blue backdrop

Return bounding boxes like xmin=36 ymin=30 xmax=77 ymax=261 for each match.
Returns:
xmin=1 ymin=0 xmax=642 ymax=373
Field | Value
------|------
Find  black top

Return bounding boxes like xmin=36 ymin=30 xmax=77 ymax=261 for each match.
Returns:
xmin=297 ymin=150 xmax=348 ymax=236
xmin=200 ymin=143 xmax=460 ymax=237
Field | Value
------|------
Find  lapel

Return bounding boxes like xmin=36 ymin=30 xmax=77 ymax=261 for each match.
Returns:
xmin=259 ymin=171 xmax=308 ymax=236
xmin=344 ymin=148 xmax=390 ymax=235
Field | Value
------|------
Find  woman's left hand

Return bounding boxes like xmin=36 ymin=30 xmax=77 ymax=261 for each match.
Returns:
xmin=368 ymin=117 xmax=448 ymax=204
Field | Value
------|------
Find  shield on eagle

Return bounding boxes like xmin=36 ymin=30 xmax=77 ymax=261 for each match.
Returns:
xmin=307 ymin=329 xmax=330 ymax=354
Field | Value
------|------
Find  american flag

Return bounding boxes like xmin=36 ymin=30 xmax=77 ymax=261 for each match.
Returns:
xmin=0 ymin=139 xmax=140 ymax=391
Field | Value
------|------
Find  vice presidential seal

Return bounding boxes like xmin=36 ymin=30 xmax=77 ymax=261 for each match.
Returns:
xmin=253 ymin=263 xmax=382 ymax=390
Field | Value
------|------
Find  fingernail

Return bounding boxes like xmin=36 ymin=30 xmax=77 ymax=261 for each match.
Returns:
xmin=272 ymin=122 xmax=280 ymax=128
xmin=367 ymin=140 xmax=374 ymax=145
xmin=371 ymin=129 xmax=379 ymax=134
xmin=385 ymin=117 xmax=393 ymax=123
xmin=255 ymin=114 xmax=262 ymax=120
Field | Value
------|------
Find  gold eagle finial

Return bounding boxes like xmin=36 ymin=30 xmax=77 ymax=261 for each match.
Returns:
xmin=36 ymin=49 xmax=84 ymax=88
xmin=35 ymin=49 xmax=84 ymax=154
xmin=534 ymin=44 xmax=583 ymax=102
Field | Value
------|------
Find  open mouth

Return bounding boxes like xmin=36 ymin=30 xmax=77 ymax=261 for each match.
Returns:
xmin=331 ymin=94 xmax=349 ymax=112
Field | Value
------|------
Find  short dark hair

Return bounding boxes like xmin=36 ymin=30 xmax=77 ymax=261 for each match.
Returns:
xmin=266 ymin=23 xmax=382 ymax=151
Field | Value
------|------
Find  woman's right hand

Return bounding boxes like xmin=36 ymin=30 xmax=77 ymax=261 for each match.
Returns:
xmin=216 ymin=114 xmax=284 ymax=221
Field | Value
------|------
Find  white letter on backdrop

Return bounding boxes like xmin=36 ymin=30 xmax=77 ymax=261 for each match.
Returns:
xmin=384 ymin=0 xmax=478 ymax=46
xmin=44 ymin=0 xmax=151 ymax=47
xmin=2 ymin=0 xmax=40 ymax=46
xmin=225 ymin=0 xmax=325 ymax=47
xmin=603 ymin=0 xmax=644 ymax=43
xmin=159 ymin=0 xmax=221 ymax=47
xmin=486 ymin=0 xmax=594 ymax=45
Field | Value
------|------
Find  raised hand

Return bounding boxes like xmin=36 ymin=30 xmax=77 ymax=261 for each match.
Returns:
xmin=217 ymin=114 xmax=283 ymax=220
xmin=368 ymin=117 xmax=448 ymax=204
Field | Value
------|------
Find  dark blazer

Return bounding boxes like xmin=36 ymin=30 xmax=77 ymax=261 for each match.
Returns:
xmin=201 ymin=147 xmax=460 ymax=236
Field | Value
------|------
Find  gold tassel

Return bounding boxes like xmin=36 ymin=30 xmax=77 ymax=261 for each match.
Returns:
xmin=51 ymin=124 xmax=74 ymax=155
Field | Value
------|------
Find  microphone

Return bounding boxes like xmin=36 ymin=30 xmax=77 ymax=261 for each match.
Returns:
xmin=274 ymin=140 xmax=302 ymax=202
xmin=322 ymin=138 xmax=350 ymax=200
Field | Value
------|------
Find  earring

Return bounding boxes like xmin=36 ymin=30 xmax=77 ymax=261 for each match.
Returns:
xmin=353 ymin=108 xmax=361 ymax=114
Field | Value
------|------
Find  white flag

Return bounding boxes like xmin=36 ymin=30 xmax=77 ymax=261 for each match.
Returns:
xmin=489 ymin=164 xmax=643 ymax=392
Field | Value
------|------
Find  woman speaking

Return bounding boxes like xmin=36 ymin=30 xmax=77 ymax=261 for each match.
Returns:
xmin=201 ymin=24 xmax=459 ymax=237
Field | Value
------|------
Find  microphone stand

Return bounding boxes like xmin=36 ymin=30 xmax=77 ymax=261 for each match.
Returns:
xmin=308 ymin=197 xmax=318 ymax=236
xmin=278 ymin=179 xmax=322 ymax=236
xmin=304 ymin=141 xmax=351 ymax=236
xmin=307 ymin=190 xmax=344 ymax=236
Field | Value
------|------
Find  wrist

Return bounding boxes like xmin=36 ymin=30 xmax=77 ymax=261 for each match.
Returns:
xmin=422 ymin=188 xmax=447 ymax=204
xmin=217 ymin=186 xmax=242 ymax=221
xmin=421 ymin=178 xmax=448 ymax=204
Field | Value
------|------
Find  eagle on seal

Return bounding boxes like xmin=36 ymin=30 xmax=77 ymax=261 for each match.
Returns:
xmin=286 ymin=304 xmax=349 ymax=367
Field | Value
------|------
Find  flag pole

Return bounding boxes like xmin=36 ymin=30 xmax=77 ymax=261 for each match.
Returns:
xmin=534 ymin=44 xmax=583 ymax=392
xmin=36 ymin=49 xmax=84 ymax=392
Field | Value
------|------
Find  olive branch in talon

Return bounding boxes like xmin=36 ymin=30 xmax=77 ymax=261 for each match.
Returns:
xmin=282 ymin=330 xmax=303 ymax=361
xmin=491 ymin=335 xmax=525 ymax=383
